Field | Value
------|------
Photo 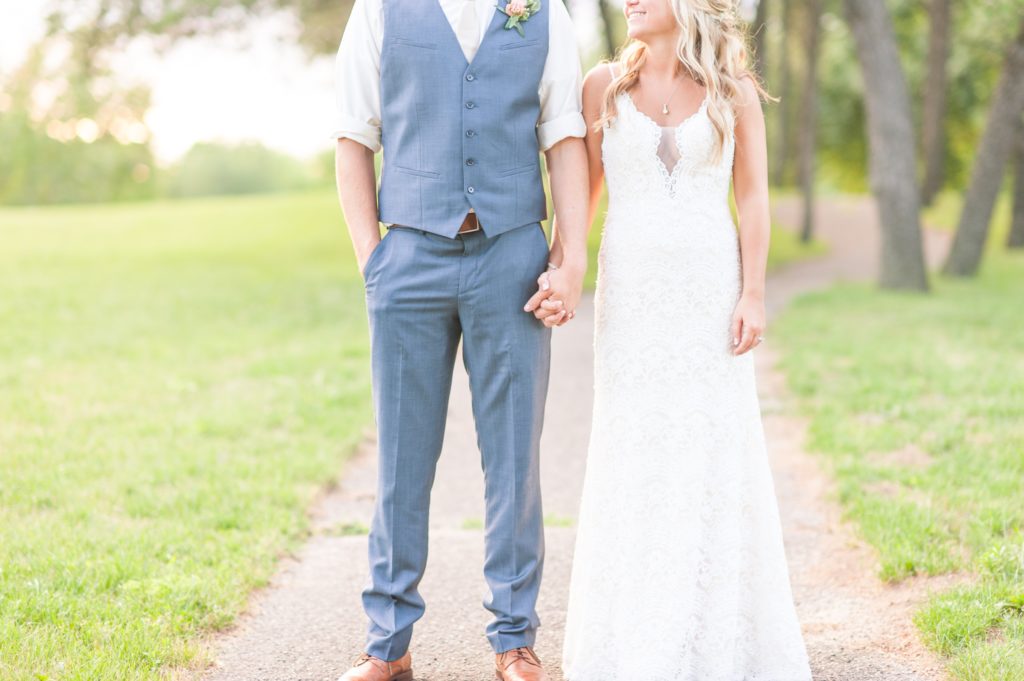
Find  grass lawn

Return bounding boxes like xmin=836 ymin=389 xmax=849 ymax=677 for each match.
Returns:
xmin=774 ymin=216 xmax=1024 ymax=678
xmin=925 ymin=190 xmax=1013 ymax=238
xmin=0 ymin=189 xmax=374 ymax=680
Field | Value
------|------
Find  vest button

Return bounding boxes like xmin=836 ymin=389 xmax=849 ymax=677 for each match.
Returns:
xmin=467 ymin=186 xmax=475 ymax=194
xmin=465 ymin=74 xmax=475 ymax=81
xmin=466 ymin=158 xmax=476 ymax=166
xmin=465 ymin=101 xmax=475 ymax=109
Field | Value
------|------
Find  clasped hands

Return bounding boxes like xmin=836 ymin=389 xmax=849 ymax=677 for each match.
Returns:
xmin=523 ymin=263 xmax=584 ymax=328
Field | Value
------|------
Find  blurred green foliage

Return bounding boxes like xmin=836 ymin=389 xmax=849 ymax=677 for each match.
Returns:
xmin=164 ymin=142 xmax=320 ymax=199
xmin=0 ymin=110 xmax=157 ymax=205
xmin=783 ymin=0 xmax=1022 ymax=192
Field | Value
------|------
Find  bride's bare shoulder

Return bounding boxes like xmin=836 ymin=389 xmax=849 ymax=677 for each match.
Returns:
xmin=584 ymin=62 xmax=617 ymax=98
xmin=733 ymin=72 xmax=765 ymax=113
xmin=583 ymin=62 xmax=617 ymax=115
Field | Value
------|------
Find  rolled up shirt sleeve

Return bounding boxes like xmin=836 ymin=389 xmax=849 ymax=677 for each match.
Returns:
xmin=330 ymin=0 xmax=384 ymax=152
xmin=536 ymin=0 xmax=586 ymax=152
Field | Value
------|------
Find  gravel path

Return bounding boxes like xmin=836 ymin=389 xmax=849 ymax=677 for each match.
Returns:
xmin=194 ymin=196 xmax=953 ymax=681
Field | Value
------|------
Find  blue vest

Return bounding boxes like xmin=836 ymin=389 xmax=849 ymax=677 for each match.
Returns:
xmin=378 ymin=0 xmax=550 ymax=238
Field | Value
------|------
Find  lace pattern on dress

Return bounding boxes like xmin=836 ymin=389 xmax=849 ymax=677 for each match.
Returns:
xmin=561 ymin=80 xmax=812 ymax=681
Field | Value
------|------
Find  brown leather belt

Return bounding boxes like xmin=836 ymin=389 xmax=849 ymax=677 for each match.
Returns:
xmin=391 ymin=212 xmax=481 ymax=235
xmin=458 ymin=212 xmax=482 ymax=234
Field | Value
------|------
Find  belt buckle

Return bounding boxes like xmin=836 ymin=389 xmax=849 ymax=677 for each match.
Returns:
xmin=461 ymin=213 xmax=481 ymax=234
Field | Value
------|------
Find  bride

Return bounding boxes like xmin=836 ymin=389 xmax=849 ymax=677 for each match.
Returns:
xmin=542 ymin=0 xmax=813 ymax=678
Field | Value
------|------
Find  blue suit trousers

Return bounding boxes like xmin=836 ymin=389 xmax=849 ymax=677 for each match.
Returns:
xmin=360 ymin=222 xmax=552 ymax=660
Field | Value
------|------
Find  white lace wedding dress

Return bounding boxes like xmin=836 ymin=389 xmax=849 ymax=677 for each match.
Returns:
xmin=561 ymin=87 xmax=812 ymax=681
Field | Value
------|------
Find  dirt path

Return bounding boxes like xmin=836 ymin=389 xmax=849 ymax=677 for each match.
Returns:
xmin=761 ymin=196 xmax=953 ymax=681
xmin=193 ymin=196 xmax=953 ymax=681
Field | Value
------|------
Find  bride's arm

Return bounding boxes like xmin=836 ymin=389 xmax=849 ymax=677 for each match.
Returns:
xmin=731 ymin=74 xmax=771 ymax=356
xmin=581 ymin=66 xmax=611 ymax=238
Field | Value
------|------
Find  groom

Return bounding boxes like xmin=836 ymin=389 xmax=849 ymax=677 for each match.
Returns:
xmin=332 ymin=0 xmax=588 ymax=679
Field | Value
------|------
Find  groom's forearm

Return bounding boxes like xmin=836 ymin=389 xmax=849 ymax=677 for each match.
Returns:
xmin=335 ymin=139 xmax=381 ymax=270
xmin=544 ymin=137 xmax=590 ymax=274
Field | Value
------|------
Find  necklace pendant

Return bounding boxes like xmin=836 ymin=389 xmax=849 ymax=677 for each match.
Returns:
xmin=662 ymin=104 xmax=670 ymax=115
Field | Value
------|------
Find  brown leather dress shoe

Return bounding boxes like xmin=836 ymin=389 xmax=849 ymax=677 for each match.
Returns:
xmin=495 ymin=647 xmax=547 ymax=681
xmin=338 ymin=651 xmax=413 ymax=681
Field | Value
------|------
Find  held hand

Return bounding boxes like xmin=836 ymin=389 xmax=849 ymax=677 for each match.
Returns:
xmin=730 ymin=293 xmax=766 ymax=356
xmin=524 ymin=263 xmax=584 ymax=328
xmin=535 ymin=287 xmax=568 ymax=328
xmin=524 ymin=272 xmax=567 ymax=328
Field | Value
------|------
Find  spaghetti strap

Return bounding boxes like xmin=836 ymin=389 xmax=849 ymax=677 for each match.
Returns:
xmin=606 ymin=62 xmax=617 ymax=79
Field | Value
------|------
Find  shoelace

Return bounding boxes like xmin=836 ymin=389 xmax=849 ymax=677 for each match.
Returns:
xmin=499 ymin=647 xmax=541 ymax=670
xmin=352 ymin=653 xmax=385 ymax=671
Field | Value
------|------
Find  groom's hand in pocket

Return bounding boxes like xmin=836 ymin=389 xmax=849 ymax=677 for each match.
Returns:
xmin=357 ymin=238 xmax=381 ymax=280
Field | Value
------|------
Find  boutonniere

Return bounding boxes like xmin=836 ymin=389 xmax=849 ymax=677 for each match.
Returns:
xmin=497 ymin=0 xmax=541 ymax=37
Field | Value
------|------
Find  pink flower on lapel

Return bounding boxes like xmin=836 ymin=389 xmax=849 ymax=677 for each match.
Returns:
xmin=496 ymin=0 xmax=539 ymax=36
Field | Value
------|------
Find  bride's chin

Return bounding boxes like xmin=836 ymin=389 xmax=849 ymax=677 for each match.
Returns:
xmin=626 ymin=25 xmax=668 ymax=43
xmin=626 ymin=27 xmax=648 ymax=41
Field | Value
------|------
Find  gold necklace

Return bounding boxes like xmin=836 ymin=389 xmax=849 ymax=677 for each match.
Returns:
xmin=662 ymin=77 xmax=683 ymax=115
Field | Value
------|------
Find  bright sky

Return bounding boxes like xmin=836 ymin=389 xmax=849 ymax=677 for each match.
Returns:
xmin=0 ymin=2 xmax=767 ymax=166
xmin=115 ymin=14 xmax=339 ymax=164
xmin=0 ymin=2 xmax=44 ymax=73
xmin=0 ymin=4 xmax=338 ymax=164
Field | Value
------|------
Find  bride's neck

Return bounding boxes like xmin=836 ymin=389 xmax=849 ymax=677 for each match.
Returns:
xmin=640 ymin=33 xmax=683 ymax=80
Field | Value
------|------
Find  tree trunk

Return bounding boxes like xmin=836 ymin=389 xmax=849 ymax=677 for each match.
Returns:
xmin=1008 ymin=114 xmax=1024 ymax=249
xmin=944 ymin=19 xmax=1024 ymax=276
xmin=771 ymin=0 xmax=792 ymax=186
xmin=841 ymin=0 xmax=929 ymax=291
xmin=798 ymin=0 xmax=823 ymax=243
xmin=753 ymin=0 xmax=769 ymax=82
xmin=920 ymin=0 xmax=952 ymax=206
xmin=599 ymin=0 xmax=618 ymax=59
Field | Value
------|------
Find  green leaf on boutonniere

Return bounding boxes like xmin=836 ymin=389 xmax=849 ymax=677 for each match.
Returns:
xmin=496 ymin=0 xmax=541 ymax=38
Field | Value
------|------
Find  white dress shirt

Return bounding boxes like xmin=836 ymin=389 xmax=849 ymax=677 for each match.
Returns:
xmin=332 ymin=0 xmax=586 ymax=153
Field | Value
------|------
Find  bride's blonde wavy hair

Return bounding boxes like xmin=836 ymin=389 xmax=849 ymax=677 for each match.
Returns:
xmin=596 ymin=0 xmax=773 ymax=163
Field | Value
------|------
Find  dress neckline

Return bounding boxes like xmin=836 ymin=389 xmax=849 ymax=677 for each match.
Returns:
xmin=623 ymin=90 xmax=709 ymax=131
